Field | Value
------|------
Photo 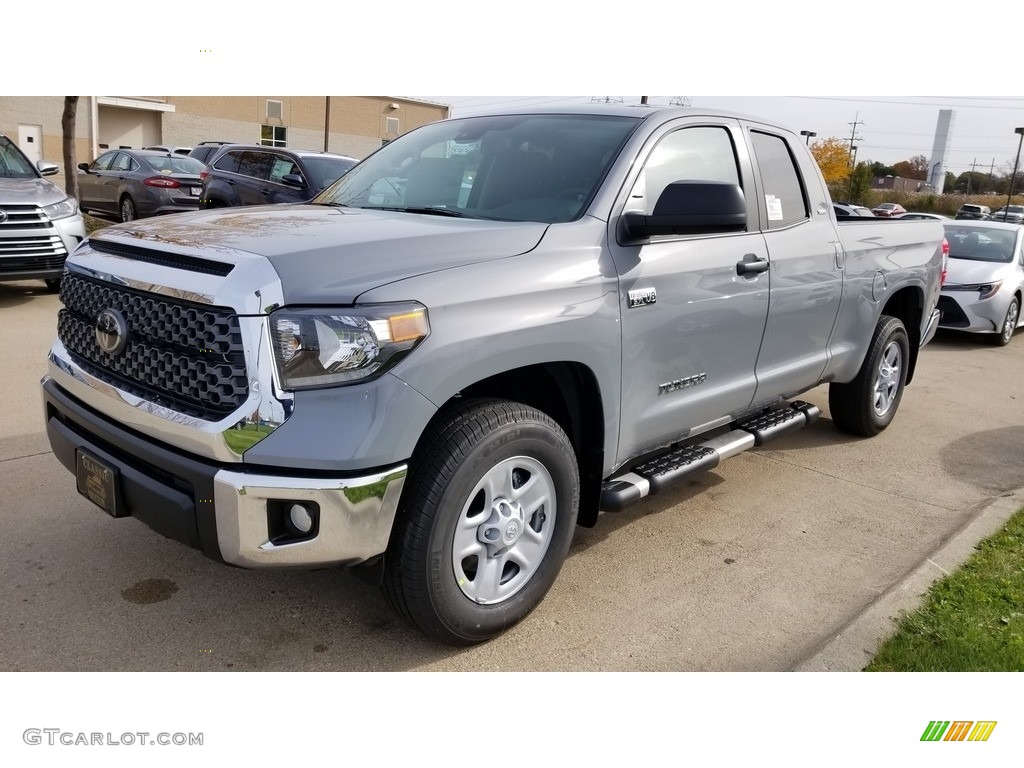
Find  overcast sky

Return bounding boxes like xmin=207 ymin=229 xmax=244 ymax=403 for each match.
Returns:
xmin=11 ymin=4 xmax=1024 ymax=177
xmin=424 ymin=96 xmax=1024 ymax=176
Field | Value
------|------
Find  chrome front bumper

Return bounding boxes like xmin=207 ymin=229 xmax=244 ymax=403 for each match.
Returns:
xmin=213 ymin=466 xmax=406 ymax=568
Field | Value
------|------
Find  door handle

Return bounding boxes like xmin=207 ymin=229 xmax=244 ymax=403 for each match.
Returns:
xmin=736 ymin=254 xmax=769 ymax=276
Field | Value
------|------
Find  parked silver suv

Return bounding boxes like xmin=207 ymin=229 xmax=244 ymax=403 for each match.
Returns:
xmin=0 ymin=134 xmax=86 ymax=291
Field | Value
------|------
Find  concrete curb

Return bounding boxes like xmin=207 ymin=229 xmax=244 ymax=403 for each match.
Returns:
xmin=792 ymin=489 xmax=1024 ymax=671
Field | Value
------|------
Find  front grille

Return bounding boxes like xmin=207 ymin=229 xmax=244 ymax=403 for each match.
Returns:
xmin=0 ymin=253 xmax=66 ymax=273
xmin=0 ymin=204 xmax=51 ymax=230
xmin=937 ymin=295 xmax=969 ymax=327
xmin=57 ymin=272 xmax=248 ymax=420
xmin=0 ymin=205 xmax=66 ymax=268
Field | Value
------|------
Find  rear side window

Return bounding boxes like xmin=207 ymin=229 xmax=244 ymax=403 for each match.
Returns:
xmin=750 ymin=131 xmax=809 ymax=229
xmin=237 ymin=151 xmax=274 ymax=181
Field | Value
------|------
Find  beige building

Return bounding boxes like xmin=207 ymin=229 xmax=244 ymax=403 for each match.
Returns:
xmin=0 ymin=96 xmax=450 ymax=189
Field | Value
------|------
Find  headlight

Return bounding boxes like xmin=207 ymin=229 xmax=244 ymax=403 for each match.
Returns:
xmin=270 ymin=303 xmax=429 ymax=389
xmin=41 ymin=196 xmax=79 ymax=220
xmin=945 ymin=281 xmax=1002 ymax=300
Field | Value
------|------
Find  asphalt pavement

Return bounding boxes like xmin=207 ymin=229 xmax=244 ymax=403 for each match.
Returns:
xmin=2 ymin=277 xmax=1023 ymax=671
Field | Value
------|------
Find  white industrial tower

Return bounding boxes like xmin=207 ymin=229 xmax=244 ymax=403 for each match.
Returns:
xmin=929 ymin=110 xmax=955 ymax=194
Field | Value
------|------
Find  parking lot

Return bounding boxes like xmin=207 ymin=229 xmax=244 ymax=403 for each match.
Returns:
xmin=2 ymin=277 xmax=1023 ymax=671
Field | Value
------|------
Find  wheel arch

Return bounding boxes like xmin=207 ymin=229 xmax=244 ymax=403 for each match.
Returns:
xmin=416 ymin=361 xmax=606 ymax=528
xmin=880 ymin=285 xmax=924 ymax=384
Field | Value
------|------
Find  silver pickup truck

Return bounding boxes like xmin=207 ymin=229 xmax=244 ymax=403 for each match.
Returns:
xmin=41 ymin=106 xmax=945 ymax=645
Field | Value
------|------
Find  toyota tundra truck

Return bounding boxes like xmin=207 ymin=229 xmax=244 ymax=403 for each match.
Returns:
xmin=41 ymin=106 xmax=945 ymax=645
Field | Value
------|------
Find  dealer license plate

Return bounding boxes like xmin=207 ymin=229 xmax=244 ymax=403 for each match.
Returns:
xmin=75 ymin=449 xmax=123 ymax=517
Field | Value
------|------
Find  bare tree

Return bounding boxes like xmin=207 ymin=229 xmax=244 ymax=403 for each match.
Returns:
xmin=61 ymin=97 xmax=79 ymax=200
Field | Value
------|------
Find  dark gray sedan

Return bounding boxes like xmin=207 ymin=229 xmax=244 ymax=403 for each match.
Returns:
xmin=77 ymin=150 xmax=206 ymax=222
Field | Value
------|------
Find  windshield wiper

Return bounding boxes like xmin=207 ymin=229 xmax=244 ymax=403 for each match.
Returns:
xmin=382 ymin=206 xmax=478 ymax=218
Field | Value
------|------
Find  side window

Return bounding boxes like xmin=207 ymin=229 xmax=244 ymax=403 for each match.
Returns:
xmin=112 ymin=153 xmax=134 ymax=172
xmin=628 ymin=126 xmax=740 ymax=216
xmin=750 ymin=131 xmax=809 ymax=229
xmin=213 ymin=151 xmax=243 ymax=174
xmin=237 ymin=151 xmax=274 ymax=181
xmin=91 ymin=152 xmax=117 ymax=172
xmin=269 ymin=156 xmax=299 ymax=183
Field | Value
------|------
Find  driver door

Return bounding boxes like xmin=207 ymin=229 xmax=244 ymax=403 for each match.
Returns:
xmin=609 ymin=120 xmax=770 ymax=463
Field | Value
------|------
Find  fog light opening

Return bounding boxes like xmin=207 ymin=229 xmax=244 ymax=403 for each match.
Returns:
xmin=268 ymin=500 xmax=321 ymax=543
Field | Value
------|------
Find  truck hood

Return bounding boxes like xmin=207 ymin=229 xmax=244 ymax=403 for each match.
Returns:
xmin=92 ymin=204 xmax=549 ymax=304
xmin=0 ymin=176 xmax=70 ymax=206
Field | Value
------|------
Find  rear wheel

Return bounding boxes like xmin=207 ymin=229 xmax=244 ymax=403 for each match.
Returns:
xmin=990 ymin=296 xmax=1019 ymax=347
xmin=829 ymin=315 xmax=909 ymax=437
xmin=44 ymin=277 xmax=62 ymax=293
xmin=382 ymin=399 xmax=579 ymax=645
xmin=120 ymin=196 xmax=137 ymax=222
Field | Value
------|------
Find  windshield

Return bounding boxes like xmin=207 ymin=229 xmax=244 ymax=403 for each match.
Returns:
xmin=944 ymin=226 xmax=1017 ymax=263
xmin=0 ymin=136 xmax=38 ymax=179
xmin=316 ymin=113 xmax=640 ymax=223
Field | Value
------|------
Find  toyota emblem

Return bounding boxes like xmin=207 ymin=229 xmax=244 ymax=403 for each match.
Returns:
xmin=95 ymin=308 xmax=128 ymax=355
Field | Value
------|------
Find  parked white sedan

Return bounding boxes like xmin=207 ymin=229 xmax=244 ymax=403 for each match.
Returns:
xmin=939 ymin=221 xmax=1024 ymax=346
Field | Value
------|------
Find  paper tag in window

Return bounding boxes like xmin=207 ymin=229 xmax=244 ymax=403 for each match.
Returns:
xmin=766 ymin=195 xmax=784 ymax=221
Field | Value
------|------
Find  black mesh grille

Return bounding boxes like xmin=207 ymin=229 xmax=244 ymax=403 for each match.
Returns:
xmin=57 ymin=272 xmax=248 ymax=419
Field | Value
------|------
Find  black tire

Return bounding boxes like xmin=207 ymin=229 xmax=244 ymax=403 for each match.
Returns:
xmin=989 ymin=296 xmax=1019 ymax=347
xmin=44 ymin=277 xmax=62 ymax=293
xmin=829 ymin=315 xmax=910 ymax=437
xmin=382 ymin=398 xmax=579 ymax=646
xmin=120 ymin=196 xmax=137 ymax=222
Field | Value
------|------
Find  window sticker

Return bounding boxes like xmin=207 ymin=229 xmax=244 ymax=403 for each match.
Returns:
xmin=766 ymin=194 xmax=784 ymax=221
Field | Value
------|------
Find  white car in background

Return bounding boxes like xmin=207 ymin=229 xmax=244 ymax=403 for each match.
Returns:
xmin=939 ymin=220 xmax=1024 ymax=346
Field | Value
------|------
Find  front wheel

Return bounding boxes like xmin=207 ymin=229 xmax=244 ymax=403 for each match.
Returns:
xmin=382 ymin=399 xmax=580 ymax=645
xmin=829 ymin=315 xmax=909 ymax=437
xmin=990 ymin=296 xmax=1019 ymax=347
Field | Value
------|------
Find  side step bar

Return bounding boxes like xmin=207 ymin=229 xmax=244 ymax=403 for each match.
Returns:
xmin=600 ymin=400 xmax=820 ymax=511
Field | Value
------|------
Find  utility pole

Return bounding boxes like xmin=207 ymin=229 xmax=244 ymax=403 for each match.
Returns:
xmin=989 ymin=159 xmax=996 ymax=194
xmin=968 ymin=157 xmax=977 ymax=195
xmin=846 ymin=112 xmax=864 ymax=202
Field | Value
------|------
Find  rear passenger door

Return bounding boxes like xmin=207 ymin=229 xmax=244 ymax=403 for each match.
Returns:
xmin=745 ymin=126 xmax=843 ymax=405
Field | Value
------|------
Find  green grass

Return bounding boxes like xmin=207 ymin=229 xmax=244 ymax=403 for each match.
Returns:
xmin=865 ymin=509 xmax=1024 ymax=671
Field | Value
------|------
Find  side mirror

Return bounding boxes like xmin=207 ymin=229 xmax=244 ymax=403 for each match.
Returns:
xmin=623 ymin=181 xmax=747 ymax=238
xmin=281 ymin=173 xmax=306 ymax=188
xmin=77 ymin=163 xmax=91 ymax=173
xmin=37 ymin=161 xmax=59 ymax=176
